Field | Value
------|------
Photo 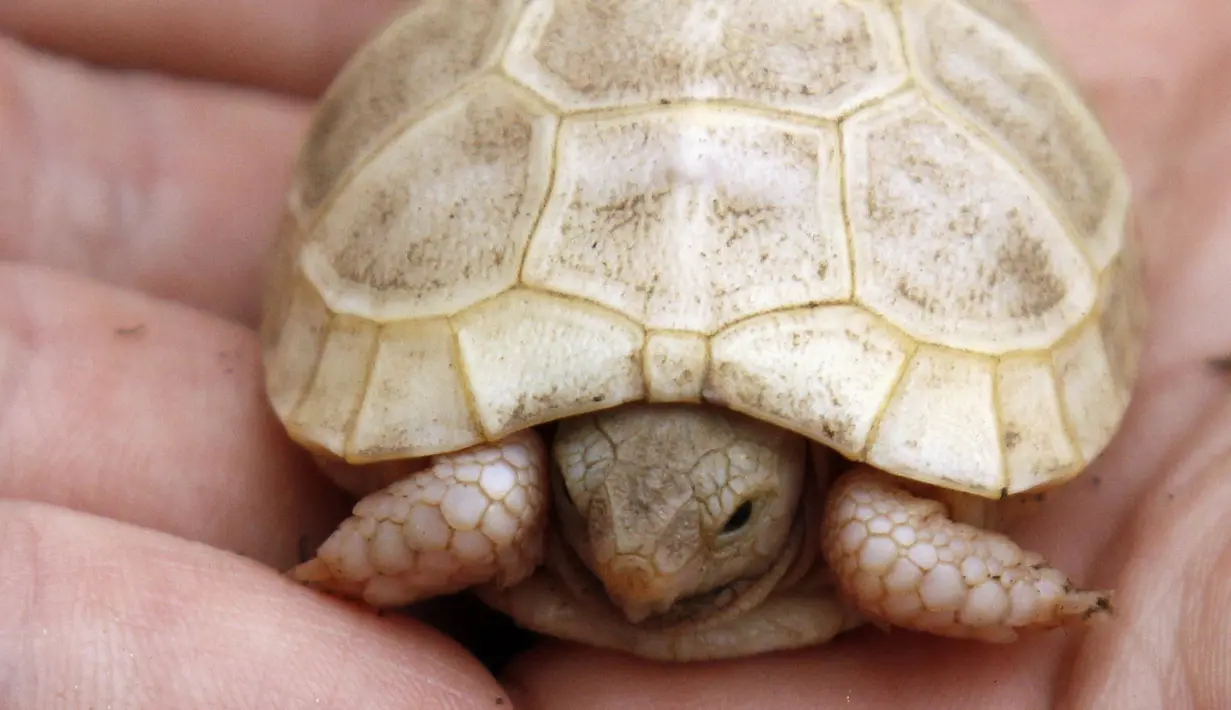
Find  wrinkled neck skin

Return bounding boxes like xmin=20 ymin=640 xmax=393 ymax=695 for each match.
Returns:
xmin=549 ymin=403 xmax=813 ymax=626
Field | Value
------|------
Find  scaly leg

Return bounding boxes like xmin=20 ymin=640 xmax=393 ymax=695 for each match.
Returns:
xmin=820 ymin=466 xmax=1112 ymax=642
xmin=291 ymin=429 xmax=549 ymax=608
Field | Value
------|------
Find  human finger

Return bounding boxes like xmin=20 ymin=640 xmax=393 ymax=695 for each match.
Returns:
xmin=0 ymin=0 xmax=402 ymax=96
xmin=501 ymin=635 xmax=1057 ymax=710
xmin=1065 ymin=395 xmax=1231 ymax=708
xmin=0 ymin=500 xmax=509 ymax=710
xmin=0 ymin=263 xmax=349 ymax=568
xmin=0 ymin=37 xmax=307 ymax=326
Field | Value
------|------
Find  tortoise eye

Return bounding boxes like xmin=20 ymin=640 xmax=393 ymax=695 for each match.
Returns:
xmin=556 ymin=478 xmax=576 ymax=507
xmin=721 ymin=500 xmax=754 ymax=535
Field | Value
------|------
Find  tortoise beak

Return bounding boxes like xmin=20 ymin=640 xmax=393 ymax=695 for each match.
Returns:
xmin=597 ymin=554 xmax=681 ymax=623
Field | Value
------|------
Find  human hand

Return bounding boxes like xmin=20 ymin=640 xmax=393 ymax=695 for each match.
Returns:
xmin=1 ymin=1 xmax=1228 ymax=708
xmin=0 ymin=1 xmax=513 ymax=707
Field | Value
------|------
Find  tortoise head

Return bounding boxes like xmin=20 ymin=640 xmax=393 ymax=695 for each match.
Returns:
xmin=550 ymin=403 xmax=807 ymax=623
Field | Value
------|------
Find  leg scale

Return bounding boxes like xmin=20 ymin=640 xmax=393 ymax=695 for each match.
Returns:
xmin=820 ymin=467 xmax=1112 ymax=642
xmin=291 ymin=429 xmax=549 ymax=608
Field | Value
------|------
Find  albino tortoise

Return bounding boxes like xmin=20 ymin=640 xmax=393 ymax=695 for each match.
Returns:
xmin=260 ymin=0 xmax=1146 ymax=661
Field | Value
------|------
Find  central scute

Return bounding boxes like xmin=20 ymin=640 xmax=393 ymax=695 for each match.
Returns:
xmin=522 ymin=110 xmax=852 ymax=334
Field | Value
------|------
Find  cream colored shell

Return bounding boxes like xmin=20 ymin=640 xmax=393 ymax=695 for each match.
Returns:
xmin=261 ymin=0 xmax=1145 ymax=498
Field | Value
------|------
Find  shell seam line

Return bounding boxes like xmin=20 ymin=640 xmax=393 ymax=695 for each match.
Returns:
xmin=342 ymin=321 xmax=383 ymax=458
xmin=1048 ymin=345 xmax=1088 ymax=475
xmin=858 ymin=338 xmax=920 ymax=461
xmin=287 ymin=296 xmax=332 ymax=429
xmin=988 ymin=354 xmax=1010 ymax=495
xmin=514 ymin=83 xmax=563 ymax=285
xmin=447 ymin=315 xmax=493 ymax=442
xmin=835 ymin=113 xmax=858 ymax=304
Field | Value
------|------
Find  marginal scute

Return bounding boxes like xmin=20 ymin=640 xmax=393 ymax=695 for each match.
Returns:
xmin=265 ymin=274 xmax=331 ymax=423
xmin=866 ymin=346 xmax=1002 ymax=495
xmin=260 ymin=211 xmax=308 ymax=357
xmin=902 ymin=0 xmax=1129 ymax=269
xmin=292 ymin=0 xmax=524 ymax=213
xmin=843 ymin=90 xmax=1097 ymax=354
xmin=523 ymin=109 xmax=850 ymax=333
xmin=349 ymin=319 xmax=482 ymax=461
xmin=1098 ymin=215 xmax=1149 ymax=396
xmin=503 ymin=0 xmax=908 ymax=118
xmin=644 ymin=331 xmax=710 ymax=402
xmin=1052 ymin=319 xmax=1126 ymax=463
xmin=453 ymin=289 xmax=647 ymax=439
xmin=995 ymin=356 xmax=1079 ymax=493
xmin=301 ymin=77 xmax=558 ymax=322
xmin=705 ymin=306 xmax=911 ymax=457
xmin=286 ymin=315 xmax=381 ymax=457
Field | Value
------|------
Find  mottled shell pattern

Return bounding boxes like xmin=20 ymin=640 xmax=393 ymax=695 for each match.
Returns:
xmin=261 ymin=0 xmax=1145 ymax=499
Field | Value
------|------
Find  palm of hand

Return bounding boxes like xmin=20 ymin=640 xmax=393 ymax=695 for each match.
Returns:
xmin=0 ymin=1 xmax=1227 ymax=708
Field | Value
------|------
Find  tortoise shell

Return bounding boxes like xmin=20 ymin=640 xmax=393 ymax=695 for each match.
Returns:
xmin=261 ymin=0 xmax=1145 ymax=498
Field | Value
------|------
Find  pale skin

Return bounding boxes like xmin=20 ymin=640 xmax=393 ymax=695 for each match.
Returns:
xmin=0 ymin=0 xmax=1229 ymax=707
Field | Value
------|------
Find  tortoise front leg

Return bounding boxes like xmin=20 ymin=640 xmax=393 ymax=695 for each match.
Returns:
xmin=290 ymin=429 xmax=549 ymax=608
xmin=820 ymin=467 xmax=1112 ymax=642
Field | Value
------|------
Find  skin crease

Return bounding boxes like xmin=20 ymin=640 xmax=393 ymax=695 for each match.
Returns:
xmin=0 ymin=0 xmax=1228 ymax=707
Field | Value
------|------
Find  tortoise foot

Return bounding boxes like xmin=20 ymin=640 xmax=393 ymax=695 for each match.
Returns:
xmin=820 ymin=467 xmax=1112 ymax=643
xmin=290 ymin=429 xmax=550 ymax=607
